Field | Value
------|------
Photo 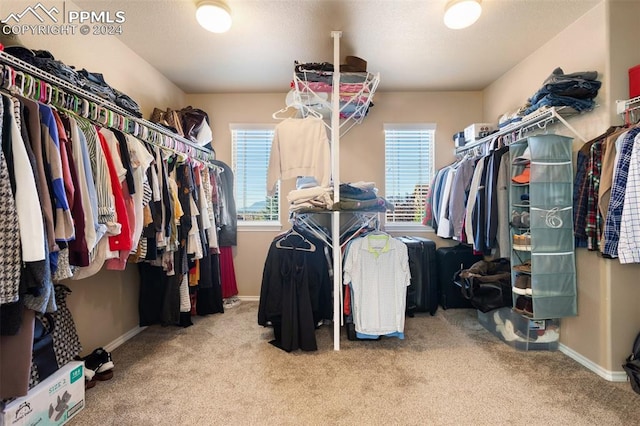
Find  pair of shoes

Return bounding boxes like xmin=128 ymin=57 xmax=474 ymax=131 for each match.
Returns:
xmin=535 ymin=328 xmax=560 ymax=343
xmin=223 ymin=296 xmax=241 ymax=308
xmin=512 ymin=233 xmax=532 ymax=251
xmin=513 ymin=260 xmax=532 ymax=273
xmin=493 ymin=310 xmax=526 ymax=342
xmin=83 ymin=348 xmax=114 ymax=380
xmin=513 ymin=274 xmax=532 ymax=296
xmin=513 ymin=296 xmax=534 ymax=317
xmin=511 ymin=210 xmax=530 ymax=228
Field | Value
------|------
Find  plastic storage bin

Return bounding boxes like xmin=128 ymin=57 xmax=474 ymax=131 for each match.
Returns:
xmin=477 ymin=307 xmax=560 ymax=351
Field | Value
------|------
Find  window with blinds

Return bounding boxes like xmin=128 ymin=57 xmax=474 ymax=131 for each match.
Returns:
xmin=384 ymin=124 xmax=436 ymax=225
xmin=231 ymin=125 xmax=279 ymax=223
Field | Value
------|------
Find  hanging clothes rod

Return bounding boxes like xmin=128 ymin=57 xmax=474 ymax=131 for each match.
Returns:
xmin=455 ymin=105 xmax=587 ymax=155
xmin=0 ymin=50 xmax=215 ymax=163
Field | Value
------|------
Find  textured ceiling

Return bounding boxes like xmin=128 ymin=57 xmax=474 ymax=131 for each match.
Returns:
xmin=71 ymin=0 xmax=600 ymax=94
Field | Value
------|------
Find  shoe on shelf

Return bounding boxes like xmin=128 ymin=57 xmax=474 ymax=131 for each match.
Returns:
xmin=83 ymin=347 xmax=114 ymax=380
xmin=513 ymin=274 xmax=532 ymax=296
xmin=513 ymin=260 xmax=532 ymax=273
xmin=511 ymin=210 xmax=522 ymax=227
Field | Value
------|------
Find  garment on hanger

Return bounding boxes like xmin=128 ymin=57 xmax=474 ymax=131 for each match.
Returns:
xmin=343 ymin=232 xmax=410 ymax=339
xmin=258 ymin=226 xmax=332 ymax=352
xmin=266 ymin=116 xmax=330 ymax=196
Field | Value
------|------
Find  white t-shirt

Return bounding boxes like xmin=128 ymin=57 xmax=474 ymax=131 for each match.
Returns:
xmin=343 ymin=234 xmax=410 ymax=337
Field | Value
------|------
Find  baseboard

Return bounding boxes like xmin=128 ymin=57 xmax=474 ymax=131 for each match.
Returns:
xmin=238 ymin=295 xmax=259 ymax=302
xmin=559 ymin=343 xmax=628 ymax=382
xmin=103 ymin=326 xmax=147 ymax=354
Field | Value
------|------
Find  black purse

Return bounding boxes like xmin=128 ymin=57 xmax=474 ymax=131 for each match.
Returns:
xmin=455 ymin=258 xmax=513 ymax=313
xmin=623 ymin=332 xmax=640 ymax=395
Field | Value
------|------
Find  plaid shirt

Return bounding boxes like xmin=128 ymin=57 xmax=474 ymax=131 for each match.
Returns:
xmin=602 ymin=128 xmax=640 ymax=258
xmin=585 ymin=140 xmax=603 ymax=251
xmin=619 ymin=132 xmax=640 ymax=263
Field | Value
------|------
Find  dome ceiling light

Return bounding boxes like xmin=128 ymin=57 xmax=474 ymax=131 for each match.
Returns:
xmin=444 ymin=0 xmax=482 ymax=30
xmin=196 ymin=0 xmax=232 ymax=33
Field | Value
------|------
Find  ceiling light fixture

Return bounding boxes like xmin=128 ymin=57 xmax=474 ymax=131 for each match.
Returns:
xmin=444 ymin=0 xmax=482 ymax=30
xmin=196 ymin=0 xmax=232 ymax=33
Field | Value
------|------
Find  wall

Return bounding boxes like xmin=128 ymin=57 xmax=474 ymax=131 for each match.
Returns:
xmin=2 ymin=0 xmax=187 ymax=355
xmin=186 ymin=91 xmax=483 ymax=297
xmin=483 ymin=0 xmax=640 ymax=377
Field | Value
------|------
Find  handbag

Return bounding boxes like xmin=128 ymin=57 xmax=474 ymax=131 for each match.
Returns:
xmin=455 ymin=258 xmax=513 ymax=313
xmin=623 ymin=332 xmax=640 ymax=394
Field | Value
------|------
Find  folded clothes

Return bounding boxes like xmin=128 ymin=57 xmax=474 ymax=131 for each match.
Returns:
xmin=333 ymin=197 xmax=393 ymax=212
xmin=287 ymin=186 xmax=332 ymax=204
xmin=339 ymin=183 xmax=377 ymax=200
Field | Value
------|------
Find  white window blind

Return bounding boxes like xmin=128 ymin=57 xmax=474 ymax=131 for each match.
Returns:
xmin=384 ymin=124 xmax=436 ymax=224
xmin=231 ymin=125 xmax=279 ymax=223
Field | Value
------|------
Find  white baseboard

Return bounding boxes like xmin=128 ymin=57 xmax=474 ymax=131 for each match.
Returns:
xmin=102 ymin=298 xmax=259 ymax=353
xmin=559 ymin=343 xmax=629 ymax=382
xmin=103 ymin=326 xmax=147 ymax=354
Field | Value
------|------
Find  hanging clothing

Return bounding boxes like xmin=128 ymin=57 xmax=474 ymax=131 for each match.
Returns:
xmin=602 ymin=128 xmax=640 ymax=258
xmin=266 ymin=117 xmax=330 ymax=196
xmin=343 ymin=233 xmax=410 ymax=339
xmin=258 ymin=229 xmax=332 ymax=352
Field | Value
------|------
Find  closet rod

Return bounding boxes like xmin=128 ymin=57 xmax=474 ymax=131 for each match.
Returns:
xmin=455 ymin=105 xmax=586 ymax=155
xmin=0 ymin=50 xmax=215 ymax=163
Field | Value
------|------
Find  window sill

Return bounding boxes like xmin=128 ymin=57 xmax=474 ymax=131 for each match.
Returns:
xmin=238 ymin=221 xmax=283 ymax=232
xmin=384 ymin=223 xmax=434 ymax=234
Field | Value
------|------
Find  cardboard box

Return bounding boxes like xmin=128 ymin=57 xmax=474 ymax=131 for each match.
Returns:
xmin=464 ymin=123 xmax=496 ymax=143
xmin=1 ymin=361 xmax=85 ymax=426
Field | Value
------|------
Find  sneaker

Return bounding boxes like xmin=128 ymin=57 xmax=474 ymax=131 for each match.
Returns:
xmin=223 ymin=296 xmax=241 ymax=308
xmin=511 ymin=210 xmax=522 ymax=227
xmin=513 ymin=233 xmax=531 ymax=251
xmin=83 ymin=348 xmax=114 ymax=377
xmin=493 ymin=310 xmax=526 ymax=342
xmin=535 ymin=328 xmax=560 ymax=343
xmin=520 ymin=211 xmax=530 ymax=228
xmin=513 ymin=274 xmax=532 ymax=296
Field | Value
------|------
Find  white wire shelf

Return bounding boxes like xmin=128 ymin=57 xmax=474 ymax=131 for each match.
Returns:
xmin=0 ymin=50 xmax=215 ymax=163
xmin=455 ymin=106 xmax=587 ymax=155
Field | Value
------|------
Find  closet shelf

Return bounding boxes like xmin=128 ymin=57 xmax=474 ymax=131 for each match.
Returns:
xmin=616 ymin=96 xmax=640 ymax=124
xmin=292 ymin=69 xmax=380 ymax=138
xmin=455 ymin=105 xmax=587 ymax=155
xmin=0 ymin=51 xmax=215 ymax=163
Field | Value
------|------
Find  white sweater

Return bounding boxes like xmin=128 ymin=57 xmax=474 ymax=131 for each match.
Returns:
xmin=267 ymin=117 xmax=330 ymax=196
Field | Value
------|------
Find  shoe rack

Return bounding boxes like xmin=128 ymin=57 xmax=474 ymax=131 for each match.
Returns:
xmin=509 ymin=134 xmax=578 ymax=323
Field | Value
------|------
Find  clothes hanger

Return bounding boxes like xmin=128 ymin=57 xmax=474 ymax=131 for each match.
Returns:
xmin=275 ymin=227 xmax=316 ymax=252
xmin=272 ymin=105 xmax=295 ymax=120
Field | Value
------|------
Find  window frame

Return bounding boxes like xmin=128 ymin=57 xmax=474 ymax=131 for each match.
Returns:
xmin=230 ymin=123 xmax=282 ymax=231
xmin=383 ymin=123 xmax=436 ymax=231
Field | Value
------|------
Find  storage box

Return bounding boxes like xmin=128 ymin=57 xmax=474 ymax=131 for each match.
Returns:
xmin=477 ymin=307 xmax=560 ymax=351
xmin=464 ymin=123 xmax=496 ymax=143
xmin=629 ymin=64 xmax=640 ymax=99
xmin=452 ymin=131 xmax=466 ymax=148
xmin=1 ymin=361 xmax=85 ymax=426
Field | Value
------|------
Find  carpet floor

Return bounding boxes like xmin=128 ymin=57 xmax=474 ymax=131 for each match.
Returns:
xmin=68 ymin=301 xmax=640 ymax=425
